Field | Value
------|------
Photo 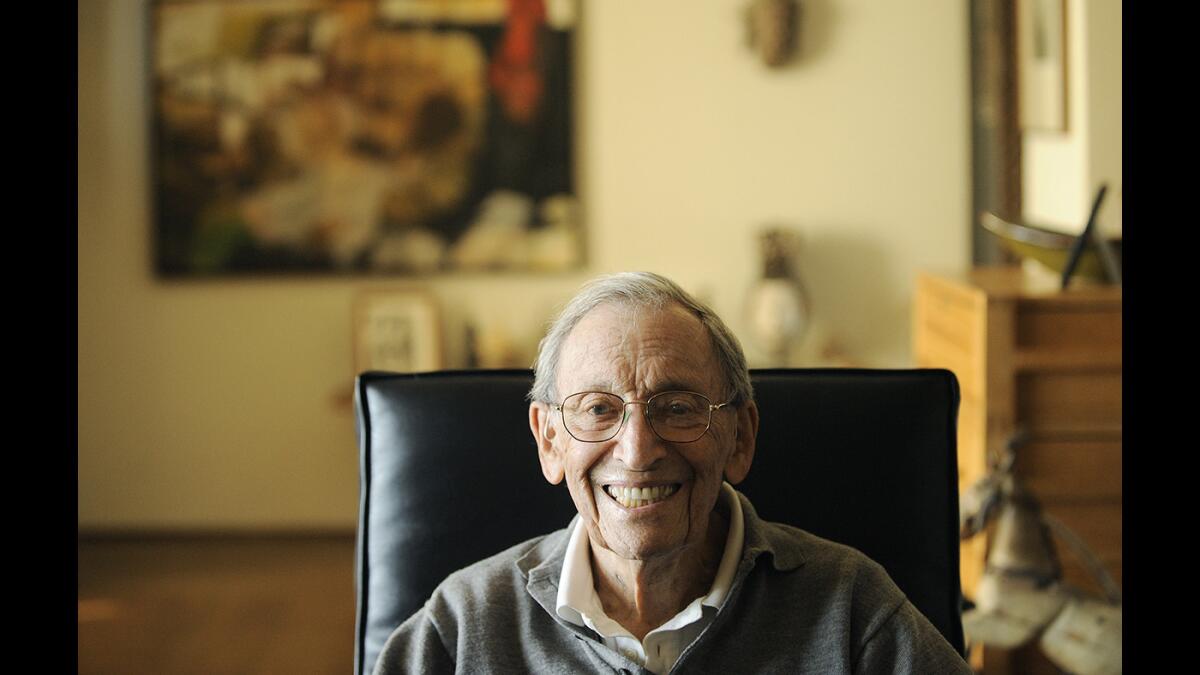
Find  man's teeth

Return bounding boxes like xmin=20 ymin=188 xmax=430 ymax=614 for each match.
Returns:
xmin=605 ymin=484 xmax=679 ymax=508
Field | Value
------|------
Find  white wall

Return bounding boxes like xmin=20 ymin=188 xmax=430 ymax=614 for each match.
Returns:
xmin=1022 ymin=0 xmax=1122 ymax=236
xmin=78 ymin=0 xmax=970 ymax=530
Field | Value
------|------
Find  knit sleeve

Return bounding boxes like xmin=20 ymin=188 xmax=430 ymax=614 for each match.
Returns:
xmin=853 ymin=599 xmax=972 ymax=674
xmin=372 ymin=607 xmax=456 ymax=675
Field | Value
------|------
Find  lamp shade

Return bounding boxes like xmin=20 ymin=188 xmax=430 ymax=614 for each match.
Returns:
xmin=987 ymin=486 xmax=1060 ymax=580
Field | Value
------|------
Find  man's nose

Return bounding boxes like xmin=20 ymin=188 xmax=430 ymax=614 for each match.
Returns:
xmin=613 ymin=403 xmax=667 ymax=470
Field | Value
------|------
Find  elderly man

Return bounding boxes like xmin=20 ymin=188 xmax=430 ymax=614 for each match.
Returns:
xmin=373 ymin=272 xmax=971 ymax=673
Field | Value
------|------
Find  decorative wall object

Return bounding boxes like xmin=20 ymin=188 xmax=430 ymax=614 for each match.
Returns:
xmin=151 ymin=0 xmax=580 ymax=276
xmin=743 ymin=0 xmax=799 ymax=68
xmin=353 ymin=289 xmax=443 ymax=374
xmin=1017 ymin=0 xmax=1067 ymax=132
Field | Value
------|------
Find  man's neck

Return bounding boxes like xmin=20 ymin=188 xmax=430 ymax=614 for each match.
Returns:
xmin=588 ymin=502 xmax=730 ymax=641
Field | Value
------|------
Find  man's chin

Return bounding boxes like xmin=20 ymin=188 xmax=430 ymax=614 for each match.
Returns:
xmin=602 ymin=541 xmax=683 ymax=562
xmin=592 ymin=522 xmax=689 ymax=562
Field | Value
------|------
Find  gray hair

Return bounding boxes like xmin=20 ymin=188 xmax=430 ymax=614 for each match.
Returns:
xmin=529 ymin=271 xmax=754 ymax=406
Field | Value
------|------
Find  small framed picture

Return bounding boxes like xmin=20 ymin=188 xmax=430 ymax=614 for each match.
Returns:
xmin=353 ymin=290 xmax=443 ymax=375
xmin=1017 ymin=0 xmax=1068 ymax=132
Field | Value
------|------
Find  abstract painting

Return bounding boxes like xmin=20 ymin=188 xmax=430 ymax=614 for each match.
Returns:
xmin=151 ymin=0 xmax=580 ymax=276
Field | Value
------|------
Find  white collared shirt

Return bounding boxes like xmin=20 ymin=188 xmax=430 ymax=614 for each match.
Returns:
xmin=554 ymin=482 xmax=745 ymax=674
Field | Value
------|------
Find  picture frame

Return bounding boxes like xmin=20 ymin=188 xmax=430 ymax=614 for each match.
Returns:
xmin=150 ymin=0 xmax=581 ymax=277
xmin=1017 ymin=0 xmax=1068 ymax=132
xmin=353 ymin=290 xmax=443 ymax=375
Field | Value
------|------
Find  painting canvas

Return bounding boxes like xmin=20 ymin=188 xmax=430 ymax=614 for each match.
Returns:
xmin=151 ymin=0 xmax=580 ymax=276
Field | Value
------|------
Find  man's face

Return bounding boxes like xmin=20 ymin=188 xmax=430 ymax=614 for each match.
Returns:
xmin=530 ymin=302 xmax=757 ymax=562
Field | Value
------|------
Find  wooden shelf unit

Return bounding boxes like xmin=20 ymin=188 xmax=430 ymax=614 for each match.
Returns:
xmin=913 ymin=267 xmax=1122 ymax=674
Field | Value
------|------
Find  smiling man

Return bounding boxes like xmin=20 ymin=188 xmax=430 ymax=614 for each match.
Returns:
xmin=373 ymin=272 xmax=971 ymax=674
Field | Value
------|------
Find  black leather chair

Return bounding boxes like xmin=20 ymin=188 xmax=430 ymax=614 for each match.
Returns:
xmin=354 ymin=368 xmax=965 ymax=675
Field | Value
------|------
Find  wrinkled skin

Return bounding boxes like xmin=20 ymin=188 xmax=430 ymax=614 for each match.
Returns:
xmin=528 ymin=302 xmax=759 ymax=638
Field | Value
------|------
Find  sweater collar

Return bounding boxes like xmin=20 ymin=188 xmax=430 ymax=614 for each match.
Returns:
xmin=735 ymin=490 xmax=807 ymax=572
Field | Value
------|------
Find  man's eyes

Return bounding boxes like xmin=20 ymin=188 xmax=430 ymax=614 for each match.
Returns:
xmin=576 ymin=395 xmax=620 ymax=416
xmin=568 ymin=393 xmax=703 ymax=418
xmin=657 ymin=398 xmax=701 ymax=415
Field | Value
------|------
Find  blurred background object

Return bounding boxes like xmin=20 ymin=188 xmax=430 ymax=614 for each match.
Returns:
xmin=352 ymin=289 xmax=444 ymax=374
xmin=980 ymin=210 xmax=1121 ymax=286
xmin=980 ymin=184 xmax=1121 ymax=289
xmin=151 ymin=0 xmax=579 ymax=276
xmin=745 ymin=228 xmax=809 ymax=365
xmin=744 ymin=0 xmax=800 ymax=68
xmin=914 ymin=266 xmax=1122 ymax=674
xmin=960 ymin=430 xmax=1122 ymax=674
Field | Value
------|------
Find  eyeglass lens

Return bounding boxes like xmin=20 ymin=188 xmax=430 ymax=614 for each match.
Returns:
xmin=560 ymin=391 xmax=713 ymax=442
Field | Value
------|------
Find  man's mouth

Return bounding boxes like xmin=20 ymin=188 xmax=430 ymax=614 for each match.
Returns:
xmin=603 ymin=484 xmax=681 ymax=509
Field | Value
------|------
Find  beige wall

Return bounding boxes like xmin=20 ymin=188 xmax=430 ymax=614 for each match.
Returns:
xmin=78 ymin=0 xmax=970 ymax=530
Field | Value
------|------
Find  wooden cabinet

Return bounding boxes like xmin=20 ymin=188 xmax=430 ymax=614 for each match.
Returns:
xmin=913 ymin=267 xmax=1122 ymax=674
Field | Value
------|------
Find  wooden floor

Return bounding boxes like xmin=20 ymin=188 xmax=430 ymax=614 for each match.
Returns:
xmin=78 ymin=535 xmax=357 ymax=675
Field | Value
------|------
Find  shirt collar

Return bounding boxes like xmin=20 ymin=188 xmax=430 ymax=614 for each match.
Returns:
xmin=554 ymin=481 xmax=745 ymax=628
xmin=554 ymin=509 xmax=598 ymax=628
xmin=701 ymin=481 xmax=743 ymax=608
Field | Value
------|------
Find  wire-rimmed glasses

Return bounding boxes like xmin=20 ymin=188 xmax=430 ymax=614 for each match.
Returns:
xmin=553 ymin=390 xmax=732 ymax=443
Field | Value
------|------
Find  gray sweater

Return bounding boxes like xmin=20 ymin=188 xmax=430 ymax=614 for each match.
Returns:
xmin=373 ymin=492 xmax=972 ymax=674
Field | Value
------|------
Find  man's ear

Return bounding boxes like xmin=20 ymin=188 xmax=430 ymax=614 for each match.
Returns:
xmin=529 ymin=401 xmax=565 ymax=485
xmin=722 ymin=400 xmax=759 ymax=485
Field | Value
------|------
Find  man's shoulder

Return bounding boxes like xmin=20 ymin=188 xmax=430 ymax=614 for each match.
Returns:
xmin=752 ymin=518 xmax=905 ymax=604
xmin=735 ymin=519 xmax=970 ymax=672
xmin=376 ymin=526 xmax=578 ymax=674
xmin=759 ymin=519 xmax=890 ymax=572
xmin=736 ymin=491 xmax=893 ymax=585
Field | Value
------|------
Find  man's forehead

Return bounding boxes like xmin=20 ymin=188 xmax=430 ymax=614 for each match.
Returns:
xmin=556 ymin=302 xmax=720 ymax=394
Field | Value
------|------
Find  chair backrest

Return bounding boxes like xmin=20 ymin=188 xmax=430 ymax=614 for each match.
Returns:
xmin=354 ymin=368 xmax=964 ymax=675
